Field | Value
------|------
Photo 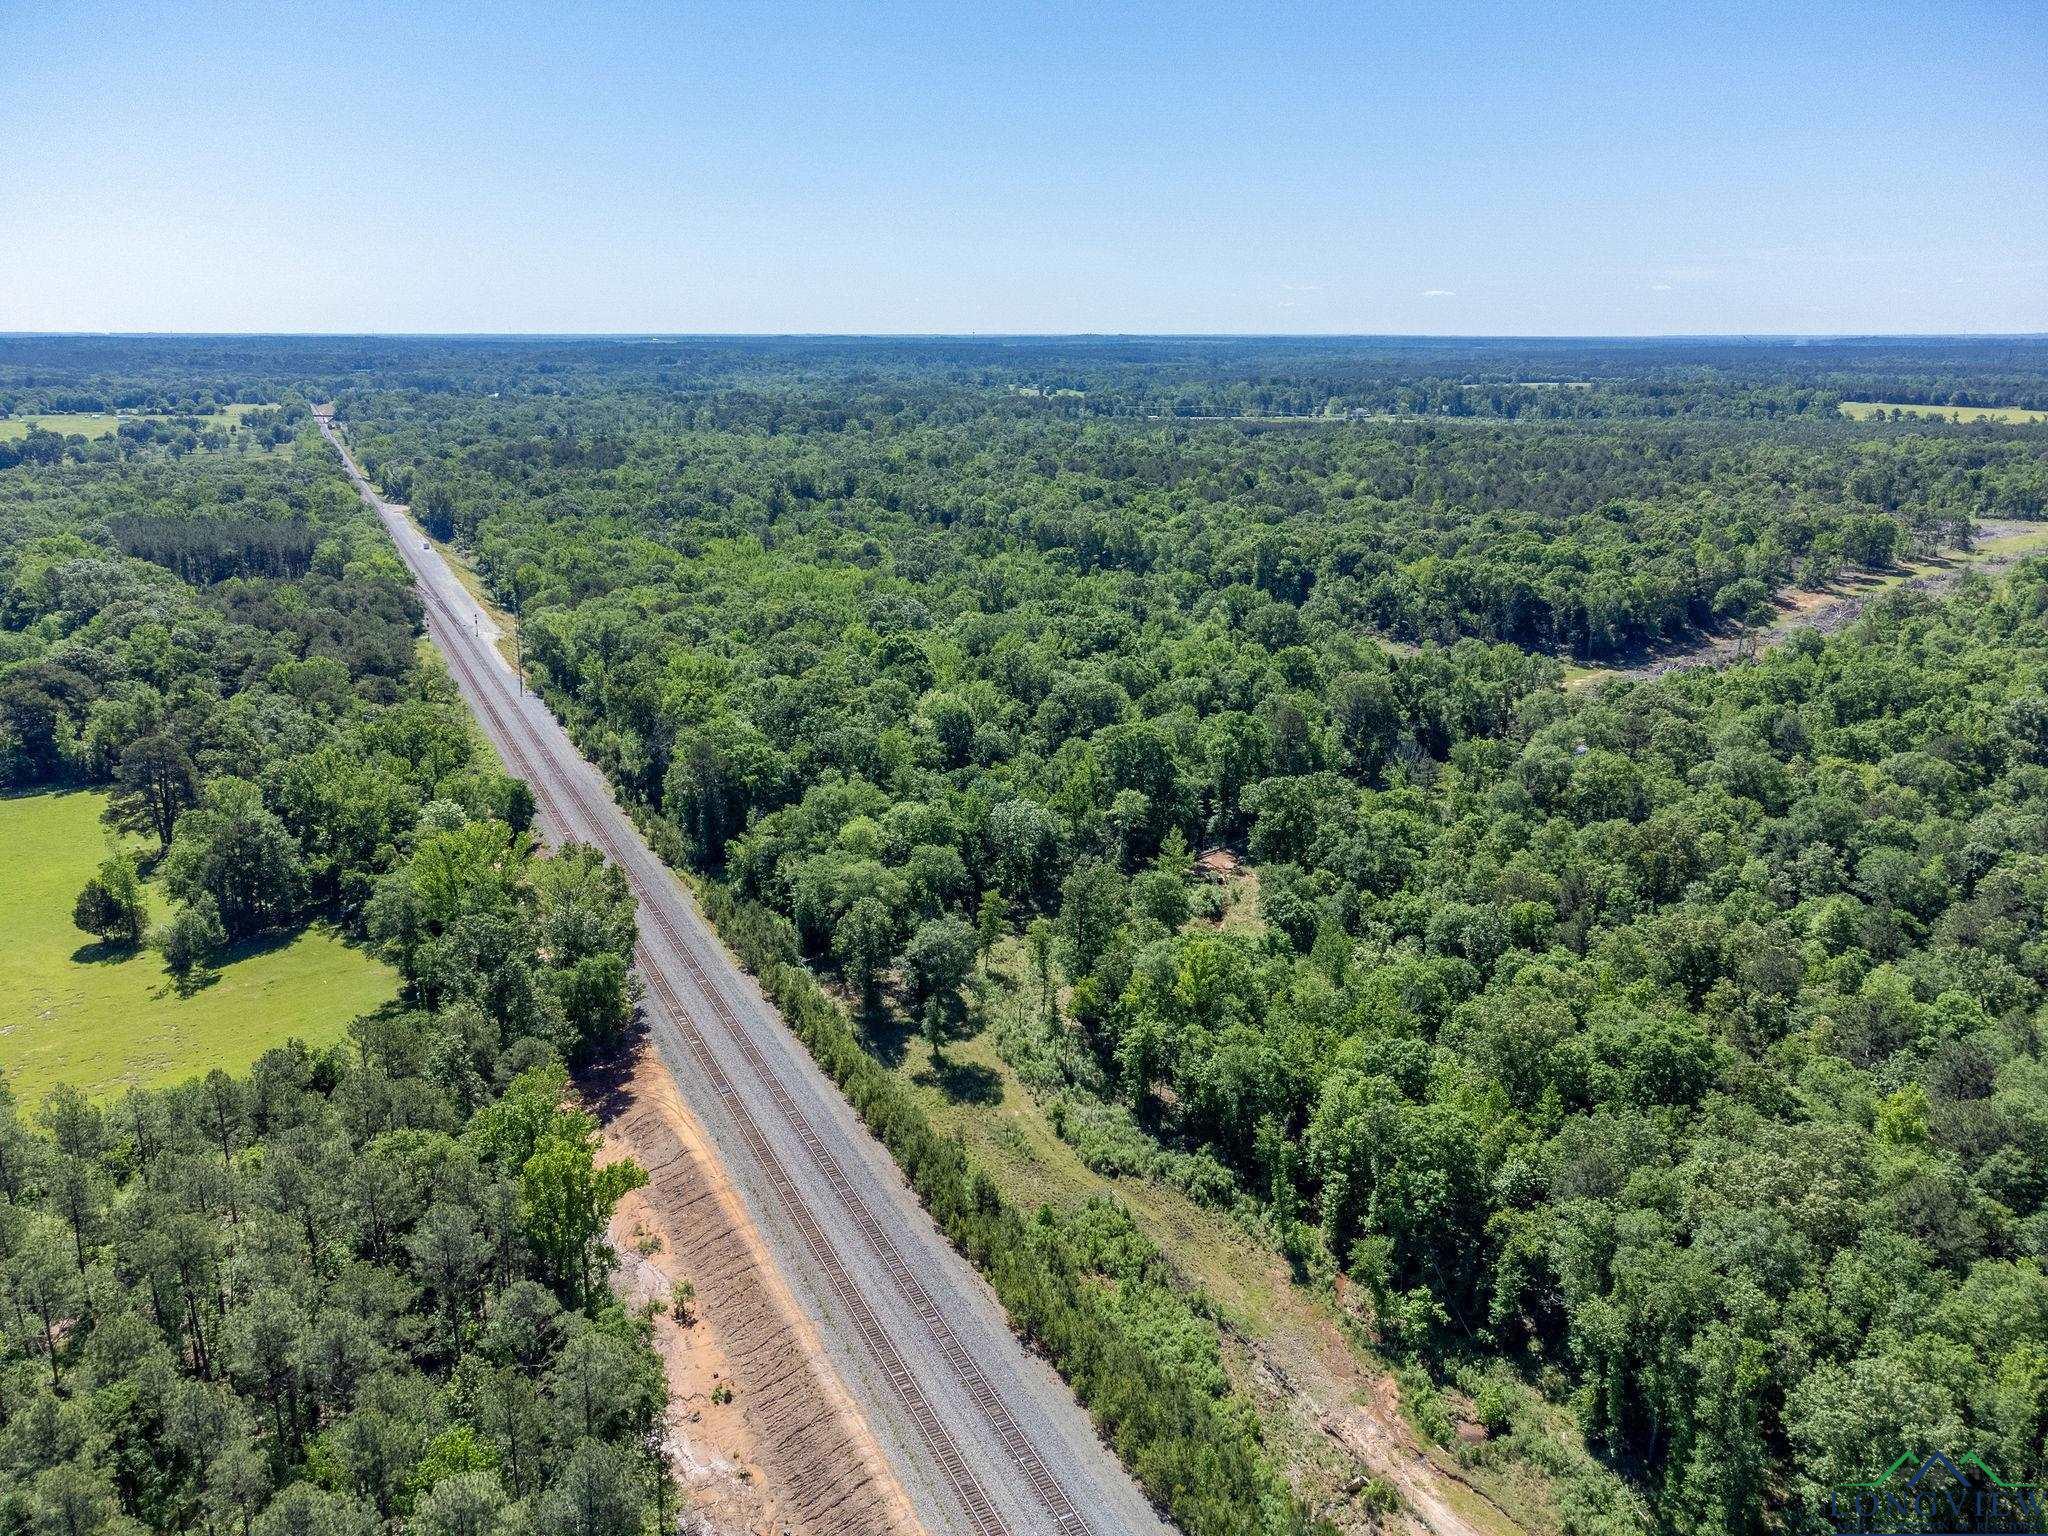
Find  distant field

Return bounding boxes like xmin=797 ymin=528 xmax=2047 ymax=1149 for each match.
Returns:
xmin=0 ymin=403 xmax=272 ymax=441
xmin=0 ymin=790 xmax=397 ymax=1102
xmin=0 ymin=412 xmax=125 ymax=440
xmin=1841 ymin=400 xmax=2048 ymax=424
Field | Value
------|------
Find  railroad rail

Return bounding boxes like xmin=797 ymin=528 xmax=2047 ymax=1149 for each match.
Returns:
xmin=320 ymin=420 xmax=1107 ymax=1536
xmin=419 ymin=584 xmax=1020 ymax=1536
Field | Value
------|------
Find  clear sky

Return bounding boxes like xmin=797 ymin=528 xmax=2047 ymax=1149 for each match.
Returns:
xmin=2 ymin=0 xmax=2043 ymax=335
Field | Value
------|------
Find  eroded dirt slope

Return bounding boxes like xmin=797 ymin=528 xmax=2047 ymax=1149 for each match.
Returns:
xmin=593 ymin=1040 xmax=921 ymax=1536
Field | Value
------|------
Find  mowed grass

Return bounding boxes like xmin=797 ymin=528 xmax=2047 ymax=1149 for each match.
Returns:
xmin=1841 ymin=400 xmax=2048 ymax=424
xmin=0 ymin=404 xmax=273 ymax=441
xmin=0 ymin=412 xmax=126 ymax=441
xmin=1977 ymin=522 xmax=2048 ymax=560
xmin=0 ymin=790 xmax=397 ymax=1102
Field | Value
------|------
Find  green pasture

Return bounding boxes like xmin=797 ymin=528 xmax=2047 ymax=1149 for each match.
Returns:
xmin=0 ymin=403 xmax=273 ymax=441
xmin=1841 ymin=400 xmax=2048 ymax=424
xmin=0 ymin=790 xmax=396 ymax=1102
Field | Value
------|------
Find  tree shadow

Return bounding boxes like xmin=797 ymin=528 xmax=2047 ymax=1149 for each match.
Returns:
xmin=160 ymin=963 xmax=222 ymax=1000
xmin=923 ymin=1056 xmax=1004 ymax=1106
xmin=69 ymin=937 xmax=142 ymax=966
xmin=148 ymin=926 xmax=305 ymax=1000
xmin=213 ymin=928 xmax=299 ymax=966
xmin=862 ymin=1007 xmax=915 ymax=1070
xmin=575 ymin=1016 xmax=653 ymax=1128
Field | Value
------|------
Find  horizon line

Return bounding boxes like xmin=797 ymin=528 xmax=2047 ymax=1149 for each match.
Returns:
xmin=3 ymin=329 xmax=2047 ymax=344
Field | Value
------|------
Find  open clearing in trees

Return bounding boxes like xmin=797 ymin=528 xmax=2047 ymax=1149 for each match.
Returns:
xmin=0 ymin=403 xmax=272 ymax=440
xmin=0 ymin=789 xmax=398 ymax=1101
xmin=1839 ymin=399 xmax=2048 ymax=424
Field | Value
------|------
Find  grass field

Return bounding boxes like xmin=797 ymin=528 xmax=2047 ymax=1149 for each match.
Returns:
xmin=0 ymin=403 xmax=272 ymax=441
xmin=1841 ymin=400 xmax=2048 ymax=424
xmin=0 ymin=412 xmax=127 ymax=441
xmin=0 ymin=790 xmax=397 ymax=1102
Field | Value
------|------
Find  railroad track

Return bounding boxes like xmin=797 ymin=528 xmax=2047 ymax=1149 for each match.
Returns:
xmin=321 ymin=422 xmax=1113 ymax=1536
xmin=417 ymin=589 xmax=1023 ymax=1536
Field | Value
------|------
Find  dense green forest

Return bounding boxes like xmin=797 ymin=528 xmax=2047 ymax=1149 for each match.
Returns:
xmin=8 ymin=336 xmax=2048 ymax=1535
xmin=7 ymin=334 xmax=2048 ymax=422
xmin=321 ymin=338 xmax=2048 ymax=1536
xmin=364 ymin=401 xmax=2046 ymax=660
xmin=0 ymin=430 xmax=664 ymax=1532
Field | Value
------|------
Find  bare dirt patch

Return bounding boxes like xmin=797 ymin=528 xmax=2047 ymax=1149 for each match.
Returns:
xmin=1222 ymin=1265 xmax=1533 ymax=1536
xmin=1572 ymin=520 xmax=2048 ymax=689
xmin=591 ymin=1034 xmax=921 ymax=1536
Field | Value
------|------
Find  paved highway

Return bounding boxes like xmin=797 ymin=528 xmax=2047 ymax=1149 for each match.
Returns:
xmin=319 ymin=418 xmax=1174 ymax=1536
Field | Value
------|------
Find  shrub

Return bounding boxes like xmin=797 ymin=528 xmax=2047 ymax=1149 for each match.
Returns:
xmin=156 ymin=896 xmax=226 ymax=975
xmin=72 ymin=852 xmax=145 ymax=945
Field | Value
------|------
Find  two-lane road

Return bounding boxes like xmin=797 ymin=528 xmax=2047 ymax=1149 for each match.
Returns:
xmin=320 ymin=418 xmax=1172 ymax=1536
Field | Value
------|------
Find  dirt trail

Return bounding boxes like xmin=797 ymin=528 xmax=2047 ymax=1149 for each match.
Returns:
xmin=901 ymin=1000 xmax=1535 ymax=1536
xmin=1595 ymin=519 xmax=2044 ymax=685
xmin=1227 ymin=1289 xmax=1524 ymax=1536
xmin=594 ymin=1038 xmax=922 ymax=1536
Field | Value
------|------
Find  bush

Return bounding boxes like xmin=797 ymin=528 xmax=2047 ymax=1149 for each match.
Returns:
xmin=1472 ymin=1377 xmax=1515 ymax=1437
xmin=72 ymin=852 xmax=145 ymax=945
xmin=156 ymin=896 xmax=225 ymax=975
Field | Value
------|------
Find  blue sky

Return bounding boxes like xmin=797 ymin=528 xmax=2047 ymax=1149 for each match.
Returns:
xmin=2 ymin=0 xmax=2043 ymax=334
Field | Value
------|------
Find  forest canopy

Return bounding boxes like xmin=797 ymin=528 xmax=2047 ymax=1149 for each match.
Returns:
xmin=8 ymin=334 xmax=2048 ymax=1535
xmin=321 ymin=336 xmax=2048 ymax=1536
xmin=0 ymin=420 xmax=660 ymax=1534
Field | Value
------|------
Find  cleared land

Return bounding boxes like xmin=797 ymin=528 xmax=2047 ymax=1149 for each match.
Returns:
xmin=1840 ymin=400 xmax=2048 ymax=424
xmin=0 ymin=790 xmax=397 ymax=1102
xmin=595 ymin=1043 xmax=917 ymax=1536
xmin=1566 ymin=518 xmax=2048 ymax=690
xmin=0 ymin=404 xmax=272 ymax=441
xmin=0 ymin=412 xmax=128 ymax=440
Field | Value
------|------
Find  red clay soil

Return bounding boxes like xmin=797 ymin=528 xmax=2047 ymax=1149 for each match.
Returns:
xmin=589 ymin=1033 xmax=923 ymax=1536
